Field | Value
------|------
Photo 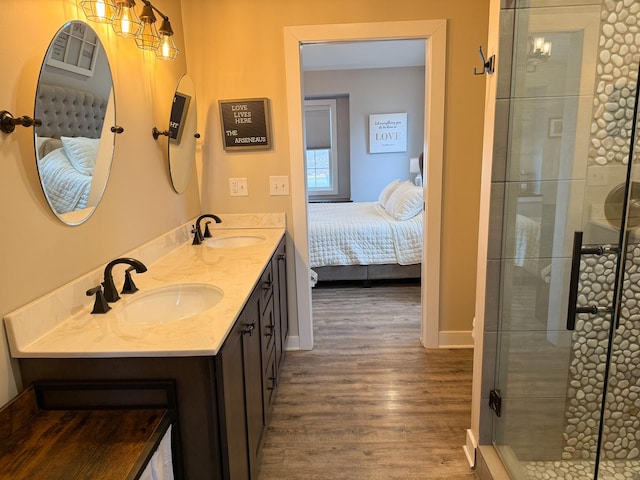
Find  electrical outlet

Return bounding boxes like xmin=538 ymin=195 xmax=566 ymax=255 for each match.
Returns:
xmin=229 ymin=177 xmax=248 ymax=196
xmin=269 ymin=176 xmax=290 ymax=196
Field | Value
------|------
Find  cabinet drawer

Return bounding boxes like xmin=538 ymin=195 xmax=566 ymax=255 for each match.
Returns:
xmin=259 ymin=262 xmax=274 ymax=314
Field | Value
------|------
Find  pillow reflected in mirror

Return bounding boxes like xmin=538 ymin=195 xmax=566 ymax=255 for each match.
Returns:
xmin=61 ymin=136 xmax=100 ymax=175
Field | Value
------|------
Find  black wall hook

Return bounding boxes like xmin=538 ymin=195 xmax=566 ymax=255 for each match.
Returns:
xmin=473 ymin=46 xmax=495 ymax=76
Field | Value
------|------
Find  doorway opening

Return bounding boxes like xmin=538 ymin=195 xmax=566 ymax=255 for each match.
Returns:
xmin=284 ymin=20 xmax=447 ymax=350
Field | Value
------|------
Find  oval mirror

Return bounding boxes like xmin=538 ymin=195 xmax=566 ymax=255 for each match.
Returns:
xmin=34 ymin=20 xmax=115 ymax=225
xmin=168 ymin=74 xmax=197 ymax=193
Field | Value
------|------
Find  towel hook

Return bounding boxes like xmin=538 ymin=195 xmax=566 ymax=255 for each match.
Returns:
xmin=473 ymin=46 xmax=495 ymax=76
xmin=0 ymin=110 xmax=42 ymax=134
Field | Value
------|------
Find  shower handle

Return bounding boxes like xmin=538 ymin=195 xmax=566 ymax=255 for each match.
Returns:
xmin=566 ymin=231 xmax=616 ymax=330
xmin=566 ymin=231 xmax=583 ymax=331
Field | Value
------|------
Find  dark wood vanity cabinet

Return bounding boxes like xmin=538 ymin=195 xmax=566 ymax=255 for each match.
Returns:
xmin=217 ymin=236 xmax=288 ymax=479
xmin=216 ymin=287 xmax=265 ymax=480
xmin=18 ymin=236 xmax=289 ymax=480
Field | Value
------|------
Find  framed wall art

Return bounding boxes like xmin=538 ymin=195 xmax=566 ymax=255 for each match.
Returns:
xmin=369 ymin=112 xmax=407 ymax=153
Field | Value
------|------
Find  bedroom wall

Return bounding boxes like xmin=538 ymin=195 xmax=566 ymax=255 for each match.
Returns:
xmin=38 ymin=42 xmax=112 ymax=101
xmin=304 ymin=67 xmax=425 ymax=202
xmin=183 ymin=0 xmax=489 ymax=341
xmin=0 ymin=1 xmax=200 ymax=405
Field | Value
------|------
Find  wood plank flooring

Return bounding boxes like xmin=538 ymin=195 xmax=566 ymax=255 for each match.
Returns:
xmin=259 ymin=282 xmax=477 ymax=480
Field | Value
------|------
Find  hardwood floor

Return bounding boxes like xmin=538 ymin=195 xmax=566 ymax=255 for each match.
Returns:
xmin=259 ymin=282 xmax=477 ymax=480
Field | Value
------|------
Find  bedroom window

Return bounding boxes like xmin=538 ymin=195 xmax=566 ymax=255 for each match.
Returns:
xmin=305 ymin=99 xmax=339 ymax=195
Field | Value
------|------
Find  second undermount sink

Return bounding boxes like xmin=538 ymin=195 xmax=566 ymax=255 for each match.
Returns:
xmin=205 ymin=234 xmax=265 ymax=248
xmin=114 ymin=283 xmax=223 ymax=324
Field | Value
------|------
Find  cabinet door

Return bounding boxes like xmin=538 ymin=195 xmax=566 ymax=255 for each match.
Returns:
xmin=243 ymin=290 xmax=266 ymax=480
xmin=217 ymin=288 xmax=265 ymax=480
xmin=217 ymin=311 xmax=251 ymax=480
xmin=275 ymin=239 xmax=288 ymax=369
xmin=260 ymin=297 xmax=276 ymax=421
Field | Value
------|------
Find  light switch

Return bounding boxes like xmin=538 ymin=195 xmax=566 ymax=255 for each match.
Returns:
xmin=269 ymin=176 xmax=289 ymax=196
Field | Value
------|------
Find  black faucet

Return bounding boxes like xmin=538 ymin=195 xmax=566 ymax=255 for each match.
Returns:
xmin=86 ymin=285 xmax=111 ymax=314
xmin=192 ymin=214 xmax=222 ymax=245
xmin=103 ymin=258 xmax=147 ymax=303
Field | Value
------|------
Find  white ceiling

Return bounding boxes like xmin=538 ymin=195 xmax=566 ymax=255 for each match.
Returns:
xmin=301 ymin=39 xmax=426 ymax=71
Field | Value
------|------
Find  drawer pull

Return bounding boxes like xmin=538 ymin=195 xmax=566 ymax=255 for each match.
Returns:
xmin=264 ymin=324 xmax=274 ymax=337
xmin=243 ymin=322 xmax=256 ymax=336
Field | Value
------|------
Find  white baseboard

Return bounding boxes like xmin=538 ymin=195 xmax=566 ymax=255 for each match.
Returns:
xmin=463 ymin=428 xmax=477 ymax=468
xmin=285 ymin=335 xmax=300 ymax=350
xmin=439 ymin=330 xmax=474 ymax=348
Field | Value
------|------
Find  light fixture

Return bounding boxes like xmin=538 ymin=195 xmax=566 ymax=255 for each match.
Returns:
xmin=528 ymin=36 xmax=552 ymax=64
xmin=80 ymin=0 xmax=179 ymax=60
xmin=135 ymin=1 xmax=160 ymax=51
xmin=111 ymin=0 xmax=142 ymax=39
xmin=80 ymin=0 xmax=115 ymax=24
xmin=155 ymin=16 xmax=179 ymax=60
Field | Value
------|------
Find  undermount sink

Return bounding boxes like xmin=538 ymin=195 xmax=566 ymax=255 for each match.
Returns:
xmin=205 ymin=234 xmax=265 ymax=248
xmin=115 ymin=283 xmax=223 ymax=324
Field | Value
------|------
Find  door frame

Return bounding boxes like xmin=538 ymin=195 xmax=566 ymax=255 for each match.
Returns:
xmin=284 ymin=20 xmax=447 ymax=349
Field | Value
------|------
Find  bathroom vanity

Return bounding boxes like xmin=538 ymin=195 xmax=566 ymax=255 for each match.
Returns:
xmin=5 ymin=219 xmax=289 ymax=480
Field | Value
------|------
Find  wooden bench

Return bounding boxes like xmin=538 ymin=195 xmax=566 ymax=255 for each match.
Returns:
xmin=0 ymin=382 xmax=177 ymax=480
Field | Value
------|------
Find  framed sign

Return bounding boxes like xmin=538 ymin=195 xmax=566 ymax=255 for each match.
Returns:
xmin=369 ymin=112 xmax=407 ymax=153
xmin=219 ymin=98 xmax=272 ymax=151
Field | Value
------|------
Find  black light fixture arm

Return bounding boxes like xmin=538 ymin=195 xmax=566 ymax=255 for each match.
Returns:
xmin=142 ymin=0 xmax=174 ymax=38
xmin=1 ymin=110 xmax=42 ymax=134
xmin=142 ymin=0 xmax=169 ymax=23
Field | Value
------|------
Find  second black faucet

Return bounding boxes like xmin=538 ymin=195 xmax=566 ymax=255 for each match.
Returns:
xmin=192 ymin=214 xmax=222 ymax=245
xmin=103 ymin=257 xmax=148 ymax=303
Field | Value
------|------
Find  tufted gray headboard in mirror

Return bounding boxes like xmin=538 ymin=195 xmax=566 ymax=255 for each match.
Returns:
xmin=35 ymin=85 xmax=107 ymax=140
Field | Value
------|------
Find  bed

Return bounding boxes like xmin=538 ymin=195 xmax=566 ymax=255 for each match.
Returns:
xmin=34 ymin=84 xmax=108 ymax=215
xmin=308 ymin=180 xmax=423 ymax=283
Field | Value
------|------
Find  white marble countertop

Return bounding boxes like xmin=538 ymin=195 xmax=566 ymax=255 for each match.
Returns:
xmin=5 ymin=217 xmax=285 ymax=358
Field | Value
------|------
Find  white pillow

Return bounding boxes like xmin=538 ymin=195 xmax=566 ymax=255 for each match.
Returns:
xmin=60 ymin=136 xmax=100 ymax=176
xmin=378 ymin=179 xmax=402 ymax=208
xmin=385 ymin=183 xmax=423 ymax=220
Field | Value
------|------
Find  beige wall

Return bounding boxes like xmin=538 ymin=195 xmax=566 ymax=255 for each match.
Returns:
xmin=0 ymin=2 xmax=200 ymax=404
xmin=182 ymin=0 xmax=489 ymax=335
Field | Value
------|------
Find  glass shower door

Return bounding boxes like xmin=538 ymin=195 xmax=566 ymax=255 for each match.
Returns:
xmin=595 ymin=93 xmax=640 ymax=478
xmin=491 ymin=1 xmax=640 ymax=478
